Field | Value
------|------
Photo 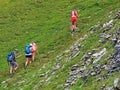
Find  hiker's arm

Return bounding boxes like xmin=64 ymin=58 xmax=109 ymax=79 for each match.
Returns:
xmin=16 ymin=55 xmax=22 ymax=59
xmin=75 ymin=11 xmax=79 ymax=18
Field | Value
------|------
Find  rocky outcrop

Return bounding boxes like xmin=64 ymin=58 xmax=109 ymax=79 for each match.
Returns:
xmin=64 ymin=10 xmax=120 ymax=90
xmin=114 ymin=10 xmax=120 ymax=19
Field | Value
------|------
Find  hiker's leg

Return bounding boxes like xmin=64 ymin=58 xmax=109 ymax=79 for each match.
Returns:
xmin=72 ymin=22 xmax=75 ymax=31
xmin=29 ymin=55 xmax=33 ymax=63
xmin=10 ymin=66 xmax=13 ymax=78
xmin=14 ymin=62 xmax=19 ymax=72
xmin=10 ymin=66 xmax=13 ymax=75
xmin=29 ymin=58 xmax=33 ymax=64
xmin=74 ymin=22 xmax=77 ymax=30
xmin=25 ymin=58 xmax=29 ymax=67
xmin=72 ymin=25 xmax=76 ymax=31
xmin=71 ymin=17 xmax=74 ymax=31
xmin=32 ymin=52 xmax=36 ymax=61
xmin=32 ymin=53 xmax=34 ymax=62
xmin=72 ymin=17 xmax=77 ymax=31
xmin=14 ymin=66 xmax=18 ymax=71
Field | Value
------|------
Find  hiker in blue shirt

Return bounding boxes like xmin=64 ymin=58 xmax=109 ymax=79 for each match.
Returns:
xmin=7 ymin=49 xmax=21 ymax=78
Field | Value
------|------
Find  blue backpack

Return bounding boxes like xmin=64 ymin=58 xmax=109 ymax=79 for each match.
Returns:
xmin=25 ymin=45 xmax=31 ymax=54
xmin=7 ymin=52 xmax=15 ymax=62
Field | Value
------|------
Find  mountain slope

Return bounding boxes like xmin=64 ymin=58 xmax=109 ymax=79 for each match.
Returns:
xmin=0 ymin=0 xmax=120 ymax=90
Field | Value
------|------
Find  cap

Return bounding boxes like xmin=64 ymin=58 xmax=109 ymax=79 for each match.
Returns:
xmin=29 ymin=43 xmax=32 ymax=47
xmin=14 ymin=49 xmax=18 ymax=53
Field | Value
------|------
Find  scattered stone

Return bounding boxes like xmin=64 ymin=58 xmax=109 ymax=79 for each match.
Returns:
xmin=101 ymin=84 xmax=106 ymax=90
xmin=52 ymin=63 xmax=61 ymax=72
xmin=39 ymin=74 xmax=45 ymax=77
xmin=111 ymin=38 xmax=118 ymax=46
xmin=93 ymin=48 xmax=106 ymax=63
xmin=91 ymin=72 xmax=96 ymax=76
xmin=116 ymin=28 xmax=120 ymax=35
xmin=71 ymin=64 xmax=79 ymax=71
xmin=105 ymin=86 xmax=113 ymax=90
xmin=103 ymin=20 xmax=114 ymax=28
xmin=100 ymin=33 xmax=111 ymax=39
xmin=114 ymin=78 xmax=120 ymax=89
xmin=114 ymin=10 xmax=120 ymax=19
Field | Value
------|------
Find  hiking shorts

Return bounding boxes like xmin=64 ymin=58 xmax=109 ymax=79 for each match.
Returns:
xmin=25 ymin=55 xmax=32 ymax=58
xmin=71 ymin=17 xmax=77 ymax=23
xmin=10 ymin=61 xmax=18 ymax=68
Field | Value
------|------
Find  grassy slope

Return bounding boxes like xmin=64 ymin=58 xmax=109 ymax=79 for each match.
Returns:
xmin=0 ymin=0 xmax=120 ymax=90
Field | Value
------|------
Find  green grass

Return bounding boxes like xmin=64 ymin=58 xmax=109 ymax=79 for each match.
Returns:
xmin=0 ymin=0 xmax=120 ymax=90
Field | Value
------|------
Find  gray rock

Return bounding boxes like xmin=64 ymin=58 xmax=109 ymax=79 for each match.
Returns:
xmin=100 ymin=33 xmax=111 ymax=39
xmin=103 ymin=20 xmax=114 ymax=29
xmin=114 ymin=11 xmax=120 ymax=19
xmin=66 ymin=79 xmax=72 ymax=83
xmin=93 ymin=48 xmax=106 ymax=63
xmin=101 ymin=84 xmax=106 ymax=90
xmin=71 ymin=64 xmax=79 ymax=71
xmin=105 ymin=87 xmax=113 ymax=90
xmin=114 ymin=78 xmax=119 ymax=89
xmin=39 ymin=74 xmax=45 ymax=77
xmin=111 ymin=38 xmax=118 ymax=46
xmin=71 ymin=81 xmax=76 ymax=86
xmin=116 ymin=28 xmax=120 ymax=35
xmin=71 ymin=51 xmax=80 ymax=58
xmin=115 ymin=45 xmax=120 ymax=51
xmin=52 ymin=63 xmax=61 ymax=72
xmin=111 ymin=63 xmax=120 ymax=69
xmin=91 ymin=72 xmax=96 ymax=76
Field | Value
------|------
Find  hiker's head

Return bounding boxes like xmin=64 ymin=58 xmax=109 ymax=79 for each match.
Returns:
xmin=73 ymin=7 xmax=76 ymax=11
xmin=14 ymin=49 xmax=18 ymax=53
xmin=32 ymin=41 xmax=36 ymax=43
xmin=29 ymin=44 xmax=32 ymax=47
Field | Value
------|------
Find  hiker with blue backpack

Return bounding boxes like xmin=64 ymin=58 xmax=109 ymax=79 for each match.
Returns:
xmin=24 ymin=44 xmax=33 ymax=69
xmin=7 ymin=49 xmax=21 ymax=78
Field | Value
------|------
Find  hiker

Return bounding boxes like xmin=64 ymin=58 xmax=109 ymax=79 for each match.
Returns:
xmin=71 ymin=8 xmax=79 ymax=32
xmin=7 ymin=49 xmax=21 ymax=78
xmin=31 ymin=41 xmax=37 ymax=62
xmin=24 ymin=44 xmax=33 ymax=69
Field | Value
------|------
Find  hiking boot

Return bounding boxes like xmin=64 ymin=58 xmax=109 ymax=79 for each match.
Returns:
xmin=72 ymin=28 xmax=74 ymax=32
xmin=10 ymin=74 xmax=13 ymax=78
xmin=24 ymin=65 xmax=27 ymax=69
xmin=13 ymin=70 xmax=16 ymax=74
xmin=72 ymin=28 xmax=76 ymax=32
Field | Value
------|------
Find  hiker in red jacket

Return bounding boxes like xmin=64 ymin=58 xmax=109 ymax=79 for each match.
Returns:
xmin=31 ymin=41 xmax=37 ymax=62
xmin=71 ymin=8 xmax=79 ymax=32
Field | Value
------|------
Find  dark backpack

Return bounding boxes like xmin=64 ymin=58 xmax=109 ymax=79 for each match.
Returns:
xmin=7 ymin=52 xmax=15 ymax=62
xmin=25 ymin=45 xmax=31 ymax=54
